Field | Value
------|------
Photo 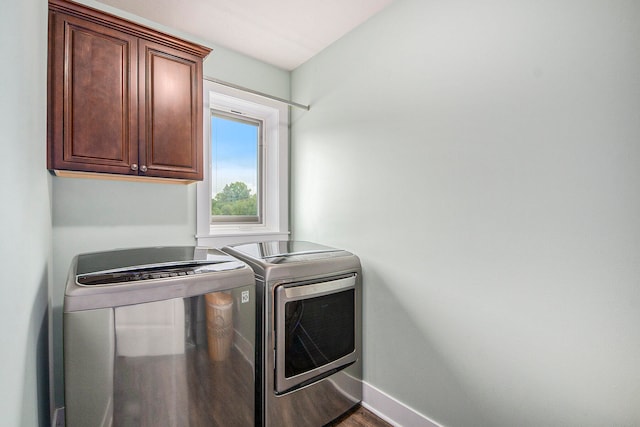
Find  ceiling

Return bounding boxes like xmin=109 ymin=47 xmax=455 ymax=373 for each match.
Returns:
xmin=95 ymin=0 xmax=395 ymax=70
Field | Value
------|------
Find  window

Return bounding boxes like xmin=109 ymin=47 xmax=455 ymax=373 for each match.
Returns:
xmin=210 ymin=111 xmax=262 ymax=223
xmin=196 ymin=80 xmax=289 ymax=247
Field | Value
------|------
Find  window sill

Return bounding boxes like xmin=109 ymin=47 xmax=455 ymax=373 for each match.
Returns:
xmin=196 ymin=229 xmax=290 ymax=249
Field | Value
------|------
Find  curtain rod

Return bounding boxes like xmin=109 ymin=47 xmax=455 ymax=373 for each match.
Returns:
xmin=204 ymin=76 xmax=310 ymax=111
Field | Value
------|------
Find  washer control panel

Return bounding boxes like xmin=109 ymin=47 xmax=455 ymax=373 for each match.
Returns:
xmin=77 ymin=261 xmax=245 ymax=286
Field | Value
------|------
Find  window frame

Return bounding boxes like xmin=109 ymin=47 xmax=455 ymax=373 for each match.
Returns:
xmin=210 ymin=109 xmax=263 ymax=224
xmin=196 ymin=80 xmax=289 ymax=248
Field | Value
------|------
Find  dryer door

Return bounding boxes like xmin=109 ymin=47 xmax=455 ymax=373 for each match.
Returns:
xmin=274 ymin=274 xmax=357 ymax=394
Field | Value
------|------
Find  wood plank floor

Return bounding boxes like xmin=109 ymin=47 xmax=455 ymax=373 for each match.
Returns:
xmin=113 ymin=340 xmax=393 ymax=427
xmin=326 ymin=405 xmax=394 ymax=427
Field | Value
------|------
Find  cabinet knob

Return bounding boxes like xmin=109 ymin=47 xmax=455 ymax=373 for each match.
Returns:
xmin=140 ymin=165 xmax=148 ymax=173
xmin=131 ymin=163 xmax=138 ymax=171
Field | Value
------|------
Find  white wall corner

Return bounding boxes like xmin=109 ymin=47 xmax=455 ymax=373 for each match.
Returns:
xmin=362 ymin=382 xmax=442 ymax=427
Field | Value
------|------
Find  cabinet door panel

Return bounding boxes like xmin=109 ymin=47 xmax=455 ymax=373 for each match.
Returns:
xmin=139 ymin=41 xmax=203 ymax=180
xmin=48 ymin=12 xmax=138 ymax=174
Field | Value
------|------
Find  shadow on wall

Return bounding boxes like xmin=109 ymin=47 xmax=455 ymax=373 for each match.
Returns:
xmin=52 ymin=177 xmax=192 ymax=227
xmin=361 ymin=263 xmax=488 ymax=427
xmin=36 ymin=305 xmax=49 ymax=427
xmin=20 ymin=266 xmax=50 ymax=427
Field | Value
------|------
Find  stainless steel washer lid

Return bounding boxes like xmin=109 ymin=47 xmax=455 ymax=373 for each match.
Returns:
xmin=75 ymin=246 xmax=243 ymax=286
xmin=75 ymin=246 xmax=209 ymax=275
xmin=64 ymin=246 xmax=254 ymax=312
xmin=223 ymin=240 xmax=351 ymax=264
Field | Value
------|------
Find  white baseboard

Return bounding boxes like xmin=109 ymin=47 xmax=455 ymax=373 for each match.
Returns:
xmin=362 ymin=381 xmax=442 ymax=427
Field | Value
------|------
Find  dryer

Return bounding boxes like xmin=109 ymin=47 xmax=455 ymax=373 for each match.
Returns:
xmin=222 ymin=241 xmax=362 ymax=427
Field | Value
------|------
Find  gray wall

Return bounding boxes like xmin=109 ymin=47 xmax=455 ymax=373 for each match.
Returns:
xmin=49 ymin=0 xmax=290 ymax=408
xmin=0 ymin=0 xmax=51 ymax=425
xmin=291 ymin=0 xmax=640 ymax=426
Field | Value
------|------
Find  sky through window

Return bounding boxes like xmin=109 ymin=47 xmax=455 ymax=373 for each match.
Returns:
xmin=211 ymin=114 xmax=259 ymax=197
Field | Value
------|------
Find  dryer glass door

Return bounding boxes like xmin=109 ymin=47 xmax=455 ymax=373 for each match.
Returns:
xmin=274 ymin=274 xmax=357 ymax=394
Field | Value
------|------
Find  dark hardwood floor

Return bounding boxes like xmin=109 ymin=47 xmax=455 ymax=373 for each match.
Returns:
xmin=326 ymin=405 xmax=393 ymax=427
xmin=112 ymin=343 xmax=392 ymax=427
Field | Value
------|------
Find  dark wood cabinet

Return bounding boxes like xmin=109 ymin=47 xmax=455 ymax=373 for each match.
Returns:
xmin=47 ymin=0 xmax=211 ymax=182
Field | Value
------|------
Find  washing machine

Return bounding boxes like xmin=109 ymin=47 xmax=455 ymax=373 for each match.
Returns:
xmin=63 ymin=246 xmax=256 ymax=427
xmin=222 ymin=241 xmax=362 ymax=427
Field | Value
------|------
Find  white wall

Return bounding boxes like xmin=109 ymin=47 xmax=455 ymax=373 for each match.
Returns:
xmin=0 ymin=0 xmax=51 ymax=425
xmin=291 ymin=0 xmax=640 ymax=426
xmin=50 ymin=0 xmax=291 ymax=408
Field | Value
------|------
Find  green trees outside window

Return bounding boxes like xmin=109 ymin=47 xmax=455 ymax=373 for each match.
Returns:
xmin=211 ymin=181 xmax=257 ymax=216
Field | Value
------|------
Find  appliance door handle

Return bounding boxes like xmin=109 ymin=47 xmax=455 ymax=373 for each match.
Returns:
xmin=280 ymin=274 xmax=356 ymax=301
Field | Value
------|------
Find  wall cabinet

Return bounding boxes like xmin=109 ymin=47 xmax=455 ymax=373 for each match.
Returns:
xmin=47 ymin=0 xmax=211 ymax=182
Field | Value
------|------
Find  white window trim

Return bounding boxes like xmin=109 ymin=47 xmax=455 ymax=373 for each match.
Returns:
xmin=196 ymin=80 xmax=289 ymax=248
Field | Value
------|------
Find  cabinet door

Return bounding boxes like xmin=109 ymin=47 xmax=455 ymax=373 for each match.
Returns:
xmin=138 ymin=40 xmax=203 ymax=180
xmin=48 ymin=11 xmax=138 ymax=175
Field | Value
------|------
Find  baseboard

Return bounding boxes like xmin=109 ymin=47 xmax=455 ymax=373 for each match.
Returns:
xmin=362 ymin=382 xmax=442 ymax=427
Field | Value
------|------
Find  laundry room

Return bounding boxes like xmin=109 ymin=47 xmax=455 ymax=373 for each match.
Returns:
xmin=2 ymin=0 xmax=639 ymax=426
